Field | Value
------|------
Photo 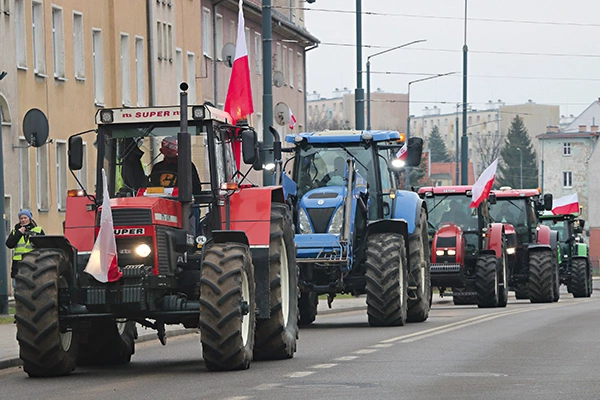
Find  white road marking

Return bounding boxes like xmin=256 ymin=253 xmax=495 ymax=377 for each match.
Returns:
xmin=287 ymin=371 xmax=316 ymax=378
xmin=311 ymin=363 xmax=338 ymax=369
xmin=334 ymin=356 xmax=359 ymax=361
xmin=354 ymin=349 xmax=377 ymax=354
xmin=370 ymin=343 xmax=393 ymax=348
xmin=253 ymin=383 xmax=282 ymax=390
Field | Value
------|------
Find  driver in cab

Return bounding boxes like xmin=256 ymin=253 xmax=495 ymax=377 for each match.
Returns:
xmin=149 ymin=136 xmax=202 ymax=195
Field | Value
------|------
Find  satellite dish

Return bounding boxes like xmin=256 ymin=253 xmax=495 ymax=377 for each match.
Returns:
xmin=221 ymin=43 xmax=236 ymax=68
xmin=22 ymin=108 xmax=49 ymax=147
xmin=274 ymin=102 xmax=290 ymax=126
xmin=273 ymin=71 xmax=285 ymax=88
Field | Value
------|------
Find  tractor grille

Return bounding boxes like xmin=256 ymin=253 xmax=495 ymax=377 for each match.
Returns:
xmin=99 ymin=208 xmax=152 ymax=226
xmin=431 ymin=263 xmax=461 ymax=273
xmin=436 ymin=236 xmax=456 ymax=247
xmin=156 ymin=225 xmax=171 ymax=274
xmin=308 ymin=192 xmax=338 ymax=199
xmin=307 ymin=207 xmax=335 ymax=233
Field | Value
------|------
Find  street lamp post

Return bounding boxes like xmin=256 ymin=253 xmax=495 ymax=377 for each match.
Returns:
xmin=460 ymin=0 xmax=469 ymax=184
xmin=405 ymin=72 xmax=456 ymax=189
xmin=517 ymin=148 xmax=523 ymax=188
xmin=366 ymin=39 xmax=426 ymax=131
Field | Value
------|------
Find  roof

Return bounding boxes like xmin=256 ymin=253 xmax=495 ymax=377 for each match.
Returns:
xmin=537 ymin=132 xmax=600 ymax=140
xmin=95 ymin=105 xmax=231 ymax=125
xmin=492 ymin=188 xmax=541 ymax=198
xmin=285 ymin=130 xmax=400 ymax=144
xmin=428 ymin=162 xmax=476 ymax=185
xmin=418 ymin=185 xmax=473 ymax=195
xmin=563 ymin=99 xmax=600 ymax=133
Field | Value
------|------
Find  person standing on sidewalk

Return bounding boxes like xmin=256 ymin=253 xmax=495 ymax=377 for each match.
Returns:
xmin=5 ymin=209 xmax=45 ymax=281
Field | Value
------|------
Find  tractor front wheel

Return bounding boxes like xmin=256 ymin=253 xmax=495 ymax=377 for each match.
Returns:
xmin=568 ymin=258 xmax=589 ymax=298
xmin=407 ymin=209 xmax=432 ymax=323
xmin=528 ymin=250 xmax=555 ymax=303
xmin=475 ymin=254 xmax=500 ymax=308
xmin=77 ymin=319 xmax=137 ymax=366
xmin=298 ymin=291 xmax=318 ymax=326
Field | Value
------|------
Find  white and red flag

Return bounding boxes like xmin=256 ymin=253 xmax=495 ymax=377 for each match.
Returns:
xmin=470 ymin=159 xmax=498 ymax=208
xmin=225 ymin=0 xmax=254 ymax=168
xmin=552 ymin=193 xmax=579 ymax=215
xmin=396 ymin=142 xmax=408 ymax=162
xmin=288 ymin=107 xmax=297 ymax=130
xmin=84 ymin=169 xmax=122 ymax=283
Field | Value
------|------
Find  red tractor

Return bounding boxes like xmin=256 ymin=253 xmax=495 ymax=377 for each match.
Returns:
xmin=419 ymin=186 xmax=513 ymax=308
xmin=490 ymin=188 xmax=558 ymax=303
xmin=13 ymin=85 xmax=298 ymax=377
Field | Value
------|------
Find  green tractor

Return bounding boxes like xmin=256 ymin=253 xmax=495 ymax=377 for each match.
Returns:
xmin=540 ymin=212 xmax=593 ymax=298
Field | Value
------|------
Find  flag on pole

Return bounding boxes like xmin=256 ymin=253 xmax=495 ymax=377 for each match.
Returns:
xmin=552 ymin=193 xmax=579 ymax=215
xmin=396 ymin=142 xmax=408 ymax=162
xmin=84 ymin=169 xmax=122 ymax=283
xmin=288 ymin=107 xmax=297 ymax=130
xmin=224 ymin=0 xmax=254 ymax=169
xmin=470 ymin=159 xmax=498 ymax=208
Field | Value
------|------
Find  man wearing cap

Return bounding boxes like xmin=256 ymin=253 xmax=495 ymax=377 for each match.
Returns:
xmin=149 ymin=136 xmax=202 ymax=195
xmin=5 ymin=209 xmax=45 ymax=279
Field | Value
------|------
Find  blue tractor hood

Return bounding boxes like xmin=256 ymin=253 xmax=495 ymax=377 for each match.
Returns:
xmin=300 ymin=186 xmax=346 ymax=211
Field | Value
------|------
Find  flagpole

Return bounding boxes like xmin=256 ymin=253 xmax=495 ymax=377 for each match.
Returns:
xmin=262 ymin=0 xmax=274 ymax=184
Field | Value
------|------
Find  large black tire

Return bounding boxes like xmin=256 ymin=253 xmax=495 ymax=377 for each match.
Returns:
xmin=298 ymin=291 xmax=318 ymax=326
xmin=528 ymin=250 xmax=555 ymax=303
xmin=514 ymin=283 xmax=529 ymax=300
xmin=497 ymin=251 xmax=509 ymax=308
xmin=199 ymin=243 xmax=255 ymax=371
xmin=77 ymin=320 xmax=137 ymax=366
xmin=475 ymin=254 xmax=500 ymax=308
xmin=254 ymin=204 xmax=299 ymax=360
xmin=452 ymin=286 xmax=477 ymax=305
xmin=407 ymin=209 xmax=432 ymax=323
xmin=587 ymin=260 xmax=593 ymax=297
xmin=569 ymin=258 xmax=589 ymax=298
xmin=552 ymin=252 xmax=560 ymax=302
xmin=14 ymin=249 xmax=78 ymax=377
xmin=365 ymin=233 xmax=408 ymax=327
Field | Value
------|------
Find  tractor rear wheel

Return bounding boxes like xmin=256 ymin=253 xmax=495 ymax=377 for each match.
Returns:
xmin=475 ymin=254 xmax=500 ymax=308
xmin=199 ymin=243 xmax=255 ymax=371
xmin=552 ymin=253 xmax=560 ymax=302
xmin=527 ymin=250 xmax=554 ymax=303
xmin=497 ymin=250 xmax=509 ymax=308
xmin=298 ymin=291 xmax=318 ymax=326
xmin=77 ymin=319 xmax=137 ymax=366
xmin=407 ymin=209 xmax=432 ymax=323
xmin=514 ymin=283 xmax=529 ymax=299
xmin=365 ymin=233 xmax=408 ymax=327
xmin=254 ymin=204 xmax=299 ymax=360
xmin=14 ymin=249 xmax=78 ymax=377
xmin=568 ymin=258 xmax=589 ymax=298
xmin=452 ymin=286 xmax=476 ymax=305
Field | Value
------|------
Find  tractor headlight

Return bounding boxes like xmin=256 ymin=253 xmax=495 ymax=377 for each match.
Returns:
xmin=299 ymin=208 xmax=312 ymax=234
xmin=506 ymin=247 xmax=516 ymax=255
xmin=328 ymin=207 xmax=344 ymax=234
xmin=447 ymin=249 xmax=456 ymax=256
xmin=135 ymin=243 xmax=152 ymax=258
xmin=436 ymin=250 xmax=445 ymax=256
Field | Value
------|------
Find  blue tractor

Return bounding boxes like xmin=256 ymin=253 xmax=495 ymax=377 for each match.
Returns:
xmin=284 ymin=130 xmax=430 ymax=327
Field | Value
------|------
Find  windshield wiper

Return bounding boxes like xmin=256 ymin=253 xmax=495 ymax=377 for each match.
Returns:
xmin=338 ymin=144 xmax=369 ymax=171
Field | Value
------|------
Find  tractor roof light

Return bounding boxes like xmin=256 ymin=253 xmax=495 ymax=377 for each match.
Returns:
xmin=100 ymin=110 xmax=114 ymax=123
xmin=67 ymin=189 xmax=86 ymax=197
xmin=293 ymin=135 xmax=305 ymax=143
xmin=192 ymin=106 xmax=206 ymax=120
xmin=220 ymin=182 xmax=239 ymax=191
xmin=361 ymin=133 xmax=373 ymax=141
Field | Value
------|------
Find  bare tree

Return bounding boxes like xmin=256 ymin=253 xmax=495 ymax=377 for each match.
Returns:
xmin=473 ymin=128 xmax=503 ymax=170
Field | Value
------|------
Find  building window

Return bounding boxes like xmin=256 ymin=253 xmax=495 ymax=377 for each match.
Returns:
xmin=276 ymin=42 xmax=282 ymax=72
xmin=135 ymin=37 xmax=145 ymax=106
xmin=166 ymin=24 xmax=173 ymax=61
xmin=297 ymin=52 xmax=303 ymax=91
xmin=187 ymin=52 xmax=196 ymax=103
xmin=73 ymin=12 xmax=84 ymax=79
xmin=444 ymin=118 xmax=448 ymax=126
xmin=468 ymin=116 xmax=472 ymax=126
xmin=32 ymin=1 xmax=45 ymax=75
xmin=77 ymin=143 xmax=87 ymax=189
xmin=157 ymin=22 xmax=163 ymax=60
xmin=563 ymin=142 xmax=571 ymax=156
xmin=216 ymin=14 xmax=223 ymax=61
xmin=92 ymin=29 xmax=104 ymax=105
xmin=52 ymin=7 xmax=65 ymax=79
xmin=202 ymin=7 xmax=212 ymax=58
xmin=16 ymin=0 xmax=27 ymax=68
xmin=18 ymin=138 xmax=30 ymax=210
xmin=245 ymin=27 xmax=251 ymax=73
xmin=254 ymin=32 xmax=262 ymax=75
xmin=56 ymin=141 xmax=67 ymax=211
xmin=175 ymin=48 xmax=183 ymax=101
xmin=36 ymin=145 xmax=49 ymax=211
xmin=563 ymin=171 xmax=572 ymax=188
xmin=476 ymin=115 xmax=480 ymax=123
xmin=120 ymin=34 xmax=131 ymax=106
xmin=288 ymin=47 xmax=294 ymax=88
xmin=282 ymin=45 xmax=287 ymax=83
xmin=3 ymin=0 xmax=9 ymax=14
xmin=229 ymin=19 xmax=235 ymax=45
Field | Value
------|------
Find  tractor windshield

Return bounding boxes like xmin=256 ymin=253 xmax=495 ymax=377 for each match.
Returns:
xmin=541 ymin=219 xmax=569 ymax=242
xmin=425 ymin=195 xmax=478 ymax=232
xmin=490 ymin=198 xmax=532 ymax=244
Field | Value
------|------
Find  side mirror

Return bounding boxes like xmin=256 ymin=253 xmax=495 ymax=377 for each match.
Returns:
xmin=68 ymin=136 xmax=84 ymax=170
xmin=241 ymin=129 xmax=258 ymax=165
xmin=406 ymin=137 xmax=423 ymax=167
xmin=543 ymin=193 xmax=553 ymax=211
xmin=488 ymin=193 xmax=497 ymax=205
xmin=253 ymin=141 xmax=264 ymax=171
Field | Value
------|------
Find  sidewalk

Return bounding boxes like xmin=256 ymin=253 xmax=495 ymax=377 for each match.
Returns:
xmin=0 ymin=296 xmax=367 ymax=370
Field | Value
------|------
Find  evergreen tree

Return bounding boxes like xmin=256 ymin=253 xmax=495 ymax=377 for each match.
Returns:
xmin=428 ymin=126 xmax=451 ymax=162
xmin=497 ymin=116 xmax=538 ymax=189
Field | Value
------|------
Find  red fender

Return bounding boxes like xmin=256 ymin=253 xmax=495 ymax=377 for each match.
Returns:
xmin=486 ymin=223 xmax=505 ymax=259
xmin=431 ymin=223 xmax=465 ymax=265
xmin=536 ymin=224 xmax=552 ymax=246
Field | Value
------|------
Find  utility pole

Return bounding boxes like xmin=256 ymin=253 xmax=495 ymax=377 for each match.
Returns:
xmin=455 ymin=104 xmax=460 ymax=184
xmin=355 ymin=0 xmax=364 ymax=130
xmin=262 ymin=0 xmax=274 ymax=184
xmin=0 ymin=105 xmax=8 ymax=315
xmin=460 ymin=0 xmax=469 ymax=184
xmin=517 ymin=148 xmax=523 ymax=188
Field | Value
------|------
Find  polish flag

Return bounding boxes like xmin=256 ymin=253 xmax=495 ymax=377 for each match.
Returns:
xmin=84 ymin=169 xmax=122 ymax=283
xmin=470 ymin=159 xmax=498 ymax=208
xmin=552 ymin=193 xmax=579 ymax=215
xmin=396 ymin=142 xmax=408 ymax=161
xmin=289 ymin=107 xmax=297 ymax=130
xmin=225 ymin=1 xmax=254 ymax=168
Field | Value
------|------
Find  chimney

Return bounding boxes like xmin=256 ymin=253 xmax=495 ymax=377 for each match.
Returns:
xmin=547 ymin=126 xmax=559 ymax=133
xmin=579 ymin=125 xmax=587 ymax=132
xmin=591 ymin=125 xmax=598 ymax=133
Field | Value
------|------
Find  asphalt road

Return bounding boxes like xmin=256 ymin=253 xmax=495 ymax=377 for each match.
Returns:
xmin=2 ymin=289 xmax=600 ymax=400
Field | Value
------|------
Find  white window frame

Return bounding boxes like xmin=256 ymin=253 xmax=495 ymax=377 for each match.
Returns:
xmin=120 ymin=33 xmax=131 ymax=106
xmin=77 ymin=142 xmax=88 ymax=189
xmin=202 ymin=7 xmax=212 ymax=58
xmin=187 ymin=52 xmax=196 ymax=103
xmin=32 ymin=1 xmax=46 ymax=76
xmin=282 ymin=45 xmax=287 ymax=84
xmin=563 ymin=171 xmax=573 ymax=188
xmin=18 ymin=138 xmax=30 ymax=210
xmin=216 ymin=14 xmax=223 ymax=61
xmin=36 ymin=144 xmax=49 ymax=211
xmin=73 ymin=11 xmax=85 ymax=80
xmin=563 ymin=142 xmax=571 ymax=156
xmin=92 ymin=29 xmax=104 ymax=105
xmin=157 ymin=21 xmax=163 ymax=60
xmin=276 ymin=42 xmax=282 ymax=72
xmin=254 ymin=32 xmax=262 ymax=75
xmin=229 ymin=19 xmax=235 ymax=45
xmin=175 ymin=48 xmax=183 ymax=102
xmin=288 ymin=47 xmax=293 ymax=88
xmin=297 ymin=52 xmax=303 ymax=91
xmin=56 ymin=140 xmax=68 ymax=211
xmin=15 ymin=0 xmax=27 ymax=69
xmin=166 ymin=24 xmax=173 ymax=62
xmin=135 ymin=36 xmax=145 ymax=106
xmin=3 ymin=0 xmax=10 ymax=14
xmin=52 ymin=6 xmax=65 ymax=79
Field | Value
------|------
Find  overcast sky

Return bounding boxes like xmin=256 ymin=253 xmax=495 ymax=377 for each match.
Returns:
xmin=304 ymin=0 xmax=600 ymax=118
